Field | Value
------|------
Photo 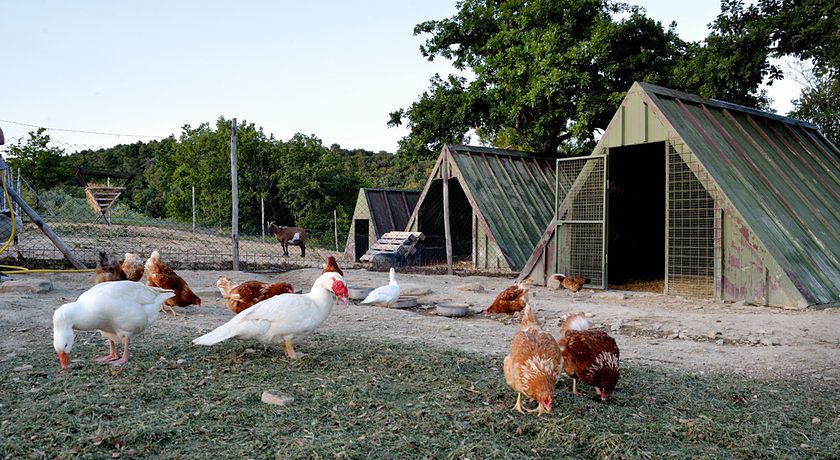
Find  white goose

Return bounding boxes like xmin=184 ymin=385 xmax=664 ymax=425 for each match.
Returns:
xmin=52 ymin=281 xmax=175 ymax=370
xmin=192 ymin=272 xmax=349 ymax=359
xmin=360 ymin=267 xmax=401 ymax=308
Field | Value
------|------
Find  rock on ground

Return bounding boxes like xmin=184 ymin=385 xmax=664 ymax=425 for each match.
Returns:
xmin=0 ymin=279 xmax=53 ymax=294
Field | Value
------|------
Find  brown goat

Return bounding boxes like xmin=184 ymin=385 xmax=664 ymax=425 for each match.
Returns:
xmin=267 ymin=221 xmax=310 ymax=257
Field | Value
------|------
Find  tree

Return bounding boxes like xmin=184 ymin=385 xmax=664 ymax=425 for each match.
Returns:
xmin=789 ymin=73 xmax=840 ymax=146
xmin=5 ymin=128 xmax=71 ymax=190
xmin=391 ymin=0 xmax=695 ymax=159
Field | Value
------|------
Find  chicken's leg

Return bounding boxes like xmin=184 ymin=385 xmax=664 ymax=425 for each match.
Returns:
xmin=283 ymin=339 xmax=306 ymax=360
xmin=160 ymin=303 xmax=179 ymax=318
xmin=108 ymin=336 xmax=130 ymax=366
xmin=572 ymin=378 xmax=578 ymax=395
xmin=512 ymin=393 xmax=525 ymax=413
xmin=94 ymin=339 xmax=119 ymax=363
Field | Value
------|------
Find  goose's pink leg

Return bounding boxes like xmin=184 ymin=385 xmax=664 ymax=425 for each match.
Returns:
xmin=94 ymin=339 xmax=119 ymax=363
xmin=108 ymin=336 xmax=130 ymax=366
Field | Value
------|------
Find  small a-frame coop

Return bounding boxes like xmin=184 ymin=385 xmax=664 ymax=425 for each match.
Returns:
xmin=519 ymin=83 xmax=840 ymax=309
xmin=344 ymin=188 xmax=421 ymax=261
xmin=75 ymin=168 xmax=135 ymax=225
xmin=406 ymin=144 xmax=557 ymax=271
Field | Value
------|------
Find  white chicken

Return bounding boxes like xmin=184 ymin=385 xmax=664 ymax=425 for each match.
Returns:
xmin=360 ymin=267 xmax=400 ymax=308
xmin=192 ymin=272 xmax=349 ymax=359
xmin=52 ymin=281 xmax=175 ymax=370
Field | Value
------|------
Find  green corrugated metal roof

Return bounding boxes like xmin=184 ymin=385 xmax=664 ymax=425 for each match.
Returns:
xmin=363 ymin=188 xmax=420 ymax=237
xmin=447 ymin=144 xmax=557 ymax=271
xmin=640 ymin=83 xmax=840 ymax=305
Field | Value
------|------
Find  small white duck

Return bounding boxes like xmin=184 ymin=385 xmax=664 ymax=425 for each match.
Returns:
xmin=192 ymin=272 xmax=349 ymax=359
xmin=52 ymin=281 xmax=175 ymax=370
xmin=360 ymin=267 xmax=401 ymax=308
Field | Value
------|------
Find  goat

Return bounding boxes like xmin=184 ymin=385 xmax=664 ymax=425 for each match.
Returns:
xmin=267 ymin=221 xmax=310 ymax=258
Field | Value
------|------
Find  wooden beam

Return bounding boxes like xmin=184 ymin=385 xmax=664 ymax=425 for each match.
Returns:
xmin=442 ymin=152 xmax=453 ymax=275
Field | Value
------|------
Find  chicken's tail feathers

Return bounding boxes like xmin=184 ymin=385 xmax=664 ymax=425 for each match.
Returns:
xmin=145 ymin=250 xmax=161 ymax=272
xmin=192 ymin=323 xmax=233 ymax=346
xmin=560 ymin=313 xmax=590 ymax=334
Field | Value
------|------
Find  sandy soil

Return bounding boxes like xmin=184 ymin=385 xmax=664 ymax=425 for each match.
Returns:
xmin=1 ymin=268 xmax=838 ymax=381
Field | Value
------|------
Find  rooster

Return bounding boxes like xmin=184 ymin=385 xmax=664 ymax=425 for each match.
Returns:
xmin=485 ymin=280 xmax=530 ymax=315
xmin=558 ymin=313 xmax=620 ymax=402
xmin=322 ymin=255 xmax=344 ymax=276
xmin=95 ymin=252 xmax=127 ymax=284
xmin=503 ymin=303 xmax=562 ymax=414
xmin=216 ymin=277 xmax=294 ymax=314
xmin=145 ymin=250 xmax=201 ymax=317
xmin=122 ymin=253 xmax=144 ymax=281
xmin=552 ymin=274 xmax=591 ymax=293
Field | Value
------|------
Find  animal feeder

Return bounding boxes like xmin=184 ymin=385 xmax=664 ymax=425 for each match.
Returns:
xmin=75 ymin=168 xmax=135 ymax=225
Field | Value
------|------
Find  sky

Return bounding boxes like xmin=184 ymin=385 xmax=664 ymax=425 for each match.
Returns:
xmin=0 ymin=0 xmax=805 ymax=154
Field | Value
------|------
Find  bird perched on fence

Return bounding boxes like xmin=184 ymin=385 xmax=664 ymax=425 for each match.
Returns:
xmin=194 ymin=272 xmax=349 ymax=360
xmin=503 ymin=303 xmax=563 ymax=414
xmin=216 ymin=277 xmax=294 ymax=314
xmin=95 ymin=252 xmax=127 ymax=284
xmin=485 ymin=280 xmax=530 ymax=315
xmin=122 ymin=253 xmax=145 ymax=281
xmin=360 ymin=268 xmax=400 ymax=308
xmin=145 ymin=250 xmax=201 ymax=316
xmin=52 ymin=281 xmax=175 ymax=370
xmin=558 ymin=313 xmax=620 ymax=402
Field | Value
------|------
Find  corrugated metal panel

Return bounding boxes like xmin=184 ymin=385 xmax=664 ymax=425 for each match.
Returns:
xmin=363 ymin=189 xmax=421 ymax=238
xmin=642 ymin=83 xmax=840 ymax=305
xmin=448 ymin=145 xmax=557 ymax=271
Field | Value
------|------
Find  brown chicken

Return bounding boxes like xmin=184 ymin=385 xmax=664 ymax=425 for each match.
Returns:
xmin=558 ymin=313 xmax=620 ymax=402
xmin=503 ymin=304 xmax=563 ymax=414
xmin=485 ymin=280 xmax=530 ymax=315
xmin=95 ymin=252 xmax=127 ymax=283
xmin=322 ymin=255 xmax=344 ymax=276
xmin=552 ymin=274 xmax=591 ymax=292
xmin=145 ymin=250 xmax=201 ymax=316
xmin=216 ymin=277 xmax=294 ymax=314
xmin=121 ymin=253 xmax=144 ymax=281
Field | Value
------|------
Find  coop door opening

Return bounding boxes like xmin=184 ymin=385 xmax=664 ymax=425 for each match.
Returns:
xmin=666 ymin=141 xmax=715 ymax=297
xmin=607 ymin=142 xmax=666 ymax=291
xmin=555 ymin=155 xmax=606 ymax=288
xmin=354 ymin=219 xmax=369 ymax=261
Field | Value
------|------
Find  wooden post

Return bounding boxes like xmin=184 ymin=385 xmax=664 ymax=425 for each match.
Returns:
xmin=442 ymin=153 xmax=453 ymax=275
xmin=333 ymin=209 xmax=339 ymax=251
xmin=230 ymin=118 xmax=240 ymax=271
xmin=6 ymin=187 xmax=87 ymax=269
xmin=191 ymin=186 xmax=196 ymax=233
xmin=261 ymin=197 xmax=265 ymax=242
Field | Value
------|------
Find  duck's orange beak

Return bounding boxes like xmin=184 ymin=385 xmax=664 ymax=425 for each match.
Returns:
xmin=57 ymin=351 xmax=69 ymax=370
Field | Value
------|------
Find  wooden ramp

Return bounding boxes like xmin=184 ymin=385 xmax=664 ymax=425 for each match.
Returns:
xmin=84 ymin=185 xmax=124 ymax=224
xmin=360 ymin=231 xmax=424 ymax=262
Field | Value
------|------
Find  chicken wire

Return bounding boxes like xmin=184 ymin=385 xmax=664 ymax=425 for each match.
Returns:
xmin=666 ymin=140 xmax=716 ymax=297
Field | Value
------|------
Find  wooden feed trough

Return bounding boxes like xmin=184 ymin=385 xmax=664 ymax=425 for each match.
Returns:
xmin=75 ymin=168 xmax=135 ymax=225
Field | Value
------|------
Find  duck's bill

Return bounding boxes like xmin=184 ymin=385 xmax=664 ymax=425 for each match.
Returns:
xmin=57 ymin=351 xmax=69 ymax=370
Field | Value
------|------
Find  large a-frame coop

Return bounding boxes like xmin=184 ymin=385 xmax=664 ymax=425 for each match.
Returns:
xmin=75 ymin=168 xmax=135 ymax=225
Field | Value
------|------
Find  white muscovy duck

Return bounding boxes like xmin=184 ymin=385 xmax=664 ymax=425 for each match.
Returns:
xmin=52 ymin=281 xmax=175 ymax=370
xmin=360 ymin=267 xmax=400 ymax=308
xmin=192 ymin=271 xmax=349 ymax=359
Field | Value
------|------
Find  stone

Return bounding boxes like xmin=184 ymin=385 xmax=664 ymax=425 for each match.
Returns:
xmin=369 ymin=253 xmax=404 ymax=271
xmin=0 ymin=279 xmax=52 ymax=294
xmin=401 ymin=284 xmax=431 ymax=296
xmin=768 ymin=337 xmax=781 ymax=346
xmin=610 ymin=320 xmax=623 ymax=332
xmin=12 ymin=364 xmax=33 ymax=372
xmin=261 ymin=391 xmax=294 ymax=406
xmin=759 ymin=338 xmax=773 ymax=347
xmin=812 ymin=417 xmax=821 ymax=425
xmin=456 ymin=283 xmax=485 ymax=293
xmin=592 ymin=292 xmax=626 ymax=301
xmin=716 ymin=339 xmax=724 ymax=345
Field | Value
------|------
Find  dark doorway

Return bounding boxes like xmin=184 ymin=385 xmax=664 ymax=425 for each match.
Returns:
xmin=607 ymin=142 xmax=666 ymax=291
xmin=354 ymin=219 xmax=369 ymax=261
xmin=417 ymin=178 xmax=473 ymax=262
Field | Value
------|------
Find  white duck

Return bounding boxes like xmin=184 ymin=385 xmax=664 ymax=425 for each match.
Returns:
xmin=192 ymin=271 xmax=349 ymax=359
xmin=52 ymin=281 xmax=175 ymax=370
xmin=360 ymin=267 xmax=401 ymax=308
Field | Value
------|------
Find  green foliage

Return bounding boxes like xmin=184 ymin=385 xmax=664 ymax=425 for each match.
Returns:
xmin=5 ymin=128 xmax=72 ymax=190
xmin=789 ymin=73 xmax=840 ymax=146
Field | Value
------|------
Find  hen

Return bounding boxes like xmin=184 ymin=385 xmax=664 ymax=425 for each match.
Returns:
xmin=53 ymin=281 xmax=174 ymax=369
xmin=552 ymin=274 xmax=591 ymax=293
xmin=485 ymin=280 xmax=530 ymax=315
xmin=145 ymin=250 xmax=201 ymax=316
xmin=122 ymin=253 xmax=145 ymax=281
xmin=322 ymin=255 xmax=344 ymax=276
xmin=558 ymin=313 xmax=620 ymax=401
xmin=503 ymin=304 xmax=562 ymax=414
xmin=194 ymin=272 xmax=349 ymax=359
xmin=216 ymin=277 xmax=294 ymax=314
xmin=95 ymin=252 xmax=127 ymax=283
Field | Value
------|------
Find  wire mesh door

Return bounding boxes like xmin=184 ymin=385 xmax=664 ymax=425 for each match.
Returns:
xmin=555 ymin=155 xmax=606 ymax=288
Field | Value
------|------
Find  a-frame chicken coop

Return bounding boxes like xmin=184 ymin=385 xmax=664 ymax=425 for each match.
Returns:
xmin=519 ymin=82 xmax=840 ymax=309
xmin=75 ymin=168 xmax=135 ymax=225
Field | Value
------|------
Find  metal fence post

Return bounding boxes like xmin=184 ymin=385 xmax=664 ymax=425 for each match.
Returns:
xmin=191 ymin=186 xmax=196 ymax=233
xmin=334 ymin=209 xmax=339 ymax=251
xmin=230 ymin=118 xmax=240 ymax=271
xmin=261 ymin=197 xmax=265 ymax=242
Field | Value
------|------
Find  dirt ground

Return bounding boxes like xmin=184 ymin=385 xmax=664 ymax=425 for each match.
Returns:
xmin=1 ymin=268 xmax=838 ymax=381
